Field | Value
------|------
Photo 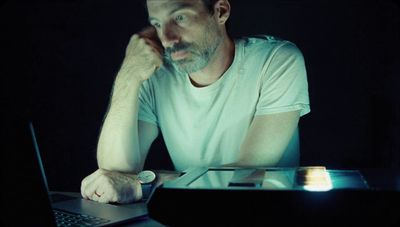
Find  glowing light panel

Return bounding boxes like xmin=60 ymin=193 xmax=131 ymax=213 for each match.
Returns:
xmin=297 ymin=166 xmax=333 ymax=191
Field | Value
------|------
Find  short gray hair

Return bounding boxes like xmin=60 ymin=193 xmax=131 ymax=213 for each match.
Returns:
xmin=202 ymin=0 xmax=219 ymax=14
xmin=143 ymin=0 xmax=219 ymax=15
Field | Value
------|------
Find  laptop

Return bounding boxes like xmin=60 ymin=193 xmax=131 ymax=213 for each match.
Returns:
xmin=2 ymin=121 xmax=147 ymax=226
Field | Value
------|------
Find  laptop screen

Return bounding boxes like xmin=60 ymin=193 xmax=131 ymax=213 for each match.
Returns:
xmin=2 ymin=120 xmax=56 ymax=226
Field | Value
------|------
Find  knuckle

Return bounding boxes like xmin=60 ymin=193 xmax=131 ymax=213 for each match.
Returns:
xmin=83 ymin=191 xmax=89 ymax=199
xmin=100 ymin=175 xmax=114 ymax=186
xmin=98 ymin=168 xmax=105 ymax=174
xmin=110 ymin=192 xmax=118 ymax=201
xmin=131 ymin=34 xmax=139 ymax=40
xmin=81 ymin=179 xmax=87 ymax=188
xmin=137 ymin=37 xmax=145 ymax=44
xmin=104 ymin=177 xmax=113 ymax=186
xmin=105 ymin=187 xmax=113 ymax=196
xmin=98 ymin=174 xmax=108 ymax=182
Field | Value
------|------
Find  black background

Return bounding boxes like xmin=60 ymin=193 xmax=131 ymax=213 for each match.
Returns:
xmin=2 ymin=0 xmax=399 ymax=192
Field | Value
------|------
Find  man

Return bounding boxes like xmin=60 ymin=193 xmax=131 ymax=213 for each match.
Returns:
xmin=81 ymin=0 xmax=310 ymax=204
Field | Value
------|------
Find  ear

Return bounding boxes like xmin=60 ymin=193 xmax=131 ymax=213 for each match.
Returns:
xmin=214 ymin=0 xmax=231 ymax=25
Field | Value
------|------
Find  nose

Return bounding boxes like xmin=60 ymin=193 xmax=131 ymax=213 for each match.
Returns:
xmin=159 ymin=22 xmax=181 ymax=48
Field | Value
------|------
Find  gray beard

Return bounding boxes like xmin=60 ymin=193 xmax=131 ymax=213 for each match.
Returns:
xmin=165 ymin=37 xmax=222 ymax=74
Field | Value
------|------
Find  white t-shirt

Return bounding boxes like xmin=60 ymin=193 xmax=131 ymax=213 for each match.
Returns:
xmin=139 ymin=35 xmax=310 ymax=171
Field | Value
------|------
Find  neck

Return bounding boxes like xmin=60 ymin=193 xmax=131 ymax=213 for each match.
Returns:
xmin=189 ymin=36 xmax=235 ymax=87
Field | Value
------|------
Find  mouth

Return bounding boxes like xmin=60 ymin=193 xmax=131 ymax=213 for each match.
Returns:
xmin=171 ymin=50 xmax=189 ymax=60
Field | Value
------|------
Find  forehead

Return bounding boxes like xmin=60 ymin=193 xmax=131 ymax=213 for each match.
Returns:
xmin=146 ymin=0 xmax=206 ymax=17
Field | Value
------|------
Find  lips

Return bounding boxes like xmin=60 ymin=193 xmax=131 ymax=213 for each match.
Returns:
xmin=171 ymin=50 xmax=188 ymax=60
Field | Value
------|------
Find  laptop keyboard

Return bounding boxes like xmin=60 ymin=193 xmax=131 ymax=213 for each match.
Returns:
xmin=53 ymin=209 xmax=110 ymax=227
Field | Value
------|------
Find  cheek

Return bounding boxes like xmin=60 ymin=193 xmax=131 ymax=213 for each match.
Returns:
xmin=185 ymin=24 xmax=208 ymax=41
xmin=156 ymin=30 xmax=163 ymax=42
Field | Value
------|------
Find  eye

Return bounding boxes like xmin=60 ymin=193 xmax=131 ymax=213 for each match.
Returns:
xmin=175 ymin=15 xmax=186 ymax=24
xmin=150 ymin=20 xmax=161 ymax=29
xmin=152 ymin=22 xmax=161 ymax=28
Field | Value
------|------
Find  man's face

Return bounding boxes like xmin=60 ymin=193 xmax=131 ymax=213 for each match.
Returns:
xmin=147 ymin=0 xmax=223 ymax=74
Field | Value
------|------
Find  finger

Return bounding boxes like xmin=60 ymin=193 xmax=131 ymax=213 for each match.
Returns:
xmin=152 ymin=57 xmax=163 ymax=71
xmin=125 ymin=35 xmax=143 ymax=55
xmin=143 ymin=37 xmax=164 ymax=55
xmin=110 ymin=190 xmax=120 ymax=203
xmin=148 ymin=48 xmax=163 ymax=66
xmin=86 ymin=179 xmax=111 ymax=203
xmin=81 ymin=170 xmax=102 ymax=199
xmin=141 ymin=44 xmax=162 ymax=63
xmin=97 ymin=193 xmax=113 ymax=204
xmin=90 ymin=192 xmax=101 ymax=202
xmin=84 ymin=185 xmax=99 ymax=201
xmin=130 ymin=33 xmax=139 ymax=41
xmin=81 ymin=169 xmax=106 ymax=198
xmin=138 ymin=26 xmax=157 ymax=39
xmin=141 ymin=48 xmax=163 ymax=71
xmin=88 ymin=188 xmax=102 ymax=202
xmin=96 ymin=185 xmax=114 ymax=204
xmin=128 ymin=33 xmax=162 ymax=62
xmin=94 ymin=182 xmax=109 ymax=197
xmin=139 ymin=27 xmax=163 ymax=49
xmin=82 ymin=175 xmax=103 ymax=200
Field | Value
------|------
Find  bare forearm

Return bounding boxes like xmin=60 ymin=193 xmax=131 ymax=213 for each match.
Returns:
xmin=226 ymin=111 xmax=300 ymax=168
xmin=82 ymin=27 xmax=164 ymax=204
xmin=97 ymin=27 xmax=163 ymax=173
xmin=97 ymin=74 xmax=143 ymax=173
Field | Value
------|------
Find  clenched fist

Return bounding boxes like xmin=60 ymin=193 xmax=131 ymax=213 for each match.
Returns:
xmin=80 ymin=169 xmax=142 ymax=204
xmin=118 ymin=26 xmax=164 ymax=83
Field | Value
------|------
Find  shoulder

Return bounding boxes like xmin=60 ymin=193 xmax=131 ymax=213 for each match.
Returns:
xmin=238 ymin=35 xmax=303 ymax=60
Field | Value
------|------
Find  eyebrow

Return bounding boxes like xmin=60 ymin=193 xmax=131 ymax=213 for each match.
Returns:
xmin=148 ymin=2 xmax=196 ymax=22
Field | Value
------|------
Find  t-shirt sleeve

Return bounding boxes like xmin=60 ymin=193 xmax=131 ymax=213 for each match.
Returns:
xmin=138 ymin=80 xmax=158 ymax=126
xmin=255 ymin=42 xmax=311 ymax=117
